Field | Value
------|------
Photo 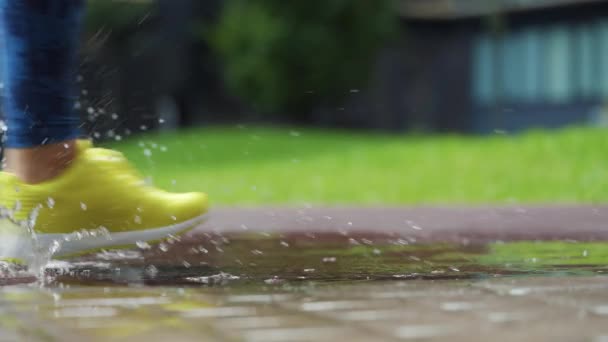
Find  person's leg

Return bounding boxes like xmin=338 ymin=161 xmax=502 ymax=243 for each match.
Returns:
xmin=1 ymin=0 xmax=83 ymax=183
xmin=0 ymin=0 xmax=208 ymax=265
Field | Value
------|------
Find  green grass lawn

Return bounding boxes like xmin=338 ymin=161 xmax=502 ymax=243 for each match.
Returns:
xmin=108 ymin=125 xmax=608 ymax=205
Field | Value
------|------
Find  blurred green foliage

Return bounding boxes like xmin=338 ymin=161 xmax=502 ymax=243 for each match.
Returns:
xmin=480 ymin=242 xmax=608 ymax=268
xmin=85 ymin=0 xmax=154 ymax=35
xmin=110 ymin=126 xmax=608 ymax=205
xmin=210 ymin=0 xmax=398 ymax=113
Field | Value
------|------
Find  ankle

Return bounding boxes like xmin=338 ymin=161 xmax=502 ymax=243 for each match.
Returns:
xmin=3 ymin=140 xmax=78 ymax=184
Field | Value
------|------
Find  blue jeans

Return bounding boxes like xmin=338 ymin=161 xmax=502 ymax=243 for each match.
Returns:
xmin=0 ymin=0 xmax=84 ymax=148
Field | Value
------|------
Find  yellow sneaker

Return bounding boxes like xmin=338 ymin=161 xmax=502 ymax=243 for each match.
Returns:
xmin=0 ymin=140 xmax=208 ymax=264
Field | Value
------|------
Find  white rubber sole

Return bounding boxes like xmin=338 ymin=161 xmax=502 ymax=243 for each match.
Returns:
xmin=0 ymin=214 xmax=206 ymax=264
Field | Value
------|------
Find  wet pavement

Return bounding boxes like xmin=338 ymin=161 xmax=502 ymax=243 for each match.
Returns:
xmin=1 ymin=206 xmax=608 ymax=341
xmin=4 ymin=276 xmax=608 ymax=341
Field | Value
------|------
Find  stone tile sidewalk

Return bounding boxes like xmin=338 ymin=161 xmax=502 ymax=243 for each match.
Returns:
xmin=2 ymin=276 xmax=608 ymax=341
xmin=1 ymin=206 xmax=608 ymax=341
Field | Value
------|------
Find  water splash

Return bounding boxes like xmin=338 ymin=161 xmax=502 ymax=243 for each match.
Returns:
xmin=185 ymin=272 xmax=240 ymax=285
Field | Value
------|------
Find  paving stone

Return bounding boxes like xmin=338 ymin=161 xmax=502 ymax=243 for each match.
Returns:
xmin=2 ymin=206 xmax=608 ymax=341
xmin=1 ymin=276 xmax=607 ymax=341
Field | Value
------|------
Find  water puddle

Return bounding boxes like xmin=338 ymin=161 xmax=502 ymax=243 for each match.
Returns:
xmin=1 ymin=231 xmax=608 ymax=341
xmin=0 ymin=231 xmax=602 ymax=287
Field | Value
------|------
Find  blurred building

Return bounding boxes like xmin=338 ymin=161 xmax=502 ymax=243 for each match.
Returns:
xmin=181 ymin=0 xmax=608 ymax=134
xmin=3 ymin=0 xmax=608 ymax=138
xmin=386 ymin=0 xmax=608 ymax=133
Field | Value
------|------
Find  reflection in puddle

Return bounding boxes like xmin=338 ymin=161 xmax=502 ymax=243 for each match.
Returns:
xmin=51 ymin=233 xmax=608 ymax=286
xmin=54 ymin=306 xmax=118 ymax=318
xmin=0 ymin=231 xmax=605 ymax=287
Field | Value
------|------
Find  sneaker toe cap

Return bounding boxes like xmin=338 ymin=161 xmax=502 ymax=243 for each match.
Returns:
xmin=168 ymin=192 xmax=209 ymax=222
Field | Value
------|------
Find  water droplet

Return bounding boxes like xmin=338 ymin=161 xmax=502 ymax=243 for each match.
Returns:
xmin=136 ymin=241 xmax=151 ymax=250
xmin=264 ymin=277 xmax=284 ymax=285
xmin=583 ymin=250 xmax=589 ymax=257
xmin=49 ymin=240 xmax=62 ymax=255
xmin=80 ymin=202 xmax=87 ymax=211
xmin=13 ymin=200 xmax=22 ymax=212
xmin=160 ymin=146 xmax=168 ymax=152
xmin=182 ymin=261 xmax=191 ymax=268
xmin=280 ymin=241 xmax=289 ymax=247
xmin=143 ymin=149 xmax=152 ymax=157
xmin=111 ymin=113 xmax=118 ymax=120
xmin=289 ymin=130 xmax=301 ymax=137
xmin=158 ymin=118 xmax=165 ymax=124
xmin=167 ymin=234 xmax=181 ymax=244
xmin=26 ymin=204 xmax=42 ymax=233
xmin=185 ymin=272 xmax=239 ymax=285
xmin=322 ymin=257 xmax=337 ymax=263
xmin=134 ymin=215 xmax=142 ymax=224
xmin=140 ymin=125 xmax=148 ymax=131
xmin=87 ymin=107 xmax=94 ymax=115
xmin=251 ymin=249 xmax=264 ymax=255
xmin=158 ymin=243 xmax=169 ymax=252
xmin=47 ymin=197 xmax=55 ymax=209
xmin=508 ymin=288 xmax=531 ymax=296
xmin=145 ymin=265 xmax=158 ymax=277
